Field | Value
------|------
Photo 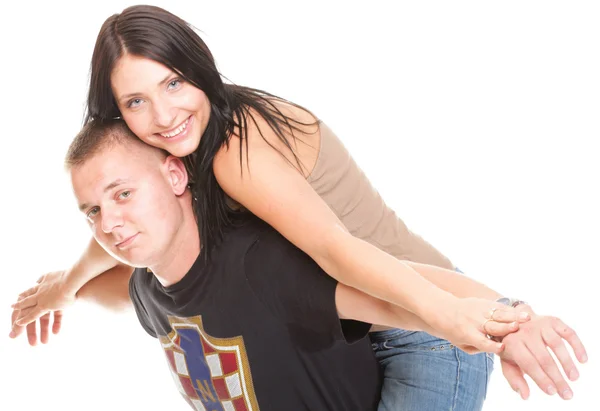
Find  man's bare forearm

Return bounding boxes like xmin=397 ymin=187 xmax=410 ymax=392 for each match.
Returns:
xmin=64 ymin=237 xmax=121 ymax=294
xmin=76 ymin=264 xmax=134 ymax=312
xmin=336 ymin=284 xmax=436 ymax=335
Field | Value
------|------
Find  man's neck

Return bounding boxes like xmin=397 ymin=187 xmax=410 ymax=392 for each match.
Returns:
xmin=149 ymin=201 xmax=200 ymax=287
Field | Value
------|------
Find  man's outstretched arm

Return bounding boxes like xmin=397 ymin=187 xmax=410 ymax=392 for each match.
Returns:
xmin=9 ymin=264 xmax=133 ymax=346
xmin=335 ymin=284 xmax=587 ymax=402
xmin=76 ymin=263 xmax=134 ymax=311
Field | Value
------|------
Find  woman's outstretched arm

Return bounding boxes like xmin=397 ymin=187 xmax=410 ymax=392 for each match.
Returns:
xmin=213 ymin=115 xmax=526 ymax=354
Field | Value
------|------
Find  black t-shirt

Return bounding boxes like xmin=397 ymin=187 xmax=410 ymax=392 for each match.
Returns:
xmin=129 ymin=216 xmax=381 ymax=411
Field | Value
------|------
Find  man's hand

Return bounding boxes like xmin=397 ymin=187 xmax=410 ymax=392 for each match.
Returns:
xmin=499 ymin=313 xmax=587 ymax=400
xmin=9 ymin=307 xmax=63 ymax=346
xmin=10 ymin=271 xmax=76 ymax=330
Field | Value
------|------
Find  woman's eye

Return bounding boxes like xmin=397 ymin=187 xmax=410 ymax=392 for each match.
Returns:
xmin=127 ymin=98 xmax=143 ymax=108
xmin=119 ymin=191 xmax=131 ymax=199
xmin=167 ymin=79 xmax=181 ymax=89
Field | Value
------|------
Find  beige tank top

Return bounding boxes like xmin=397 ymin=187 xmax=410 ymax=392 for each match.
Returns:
xmin=307 ymin=122 xmax=455 ymax=271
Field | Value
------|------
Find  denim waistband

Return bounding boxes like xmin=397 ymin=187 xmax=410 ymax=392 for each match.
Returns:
xmin=368 ymin=328 xmax=415 ymax=342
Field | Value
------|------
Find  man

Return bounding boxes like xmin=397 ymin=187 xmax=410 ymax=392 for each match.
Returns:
xmin=11 ymin=120 xmax=587 ymax=407
xmin=23 ymin=119 xmax=451 ymax=410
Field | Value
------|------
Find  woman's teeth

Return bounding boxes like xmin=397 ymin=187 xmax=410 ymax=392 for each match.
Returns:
xmin=160 ymin=118 xmax=189 ymax=138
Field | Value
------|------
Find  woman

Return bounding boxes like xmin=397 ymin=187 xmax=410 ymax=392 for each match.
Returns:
xmin=13 ymin=5 xmax=531 ymax=410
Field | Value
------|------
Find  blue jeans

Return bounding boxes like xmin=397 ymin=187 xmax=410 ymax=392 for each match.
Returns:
xmin=370 ymin=328 xmax=494 ymax=410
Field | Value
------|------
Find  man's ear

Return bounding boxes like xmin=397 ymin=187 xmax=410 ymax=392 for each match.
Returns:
xmin=164 ymin=156 xmax=189 ymax=196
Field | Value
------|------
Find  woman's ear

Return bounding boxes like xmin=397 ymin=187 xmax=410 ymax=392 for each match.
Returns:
xmin=164 ymin=156 xmax=189 ymax=196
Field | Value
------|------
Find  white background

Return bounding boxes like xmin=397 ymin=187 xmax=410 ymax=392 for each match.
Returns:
xmin=1 ymin=1 xmax=598 ymax=410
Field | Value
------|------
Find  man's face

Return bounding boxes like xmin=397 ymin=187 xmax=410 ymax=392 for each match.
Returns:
xmin=70 ymin=142 xmax=184 ymax=267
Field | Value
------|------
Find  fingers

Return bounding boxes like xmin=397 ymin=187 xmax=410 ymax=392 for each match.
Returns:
xmin=511 ymin=339 xmax=562 ymax=398
xmin=26 ymin=321 xmax=38 ymax=346
xmin=526 ymin=332 xmax=573 ymax=400
xmin=39 ymin=313 xmax=51 ymax=344
xmin=15 ymin=307 xmax=47 ymax=327
xmin=554 ymin=320 xmax=588 ymax=365
xmin=12 ymin=294 xmax=38 ymax=311
xmin=484 ymin=320 xmax=519 ymax=338
xmin=9 ymin=307 xmax=39 ymax=346
xmin=9 ymin=309 xmax=25 ymax=339
xmin=9 ymin=309 xmax=62 ymax=346
xmin=501 ymin=359 xmax=530 ymax=400
xmin=9 ymin=323 xmax=25 ymax=339
xmin=542 ymin=326 xmax=578 ymax=380
xmin=472 ymin=333 xmax=504 ymax=354
xmin=52 ymin=311 xmax=63 ymax=335
xmin=490 ymin=307 xmax=531 ymax=324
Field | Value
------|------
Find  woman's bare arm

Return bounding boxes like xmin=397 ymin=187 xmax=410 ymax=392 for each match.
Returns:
xmin=214 ymin=113 xmax=518 ymax=353
xmin=335 ymin=283 xmax=515 ymax=342
xmin=404 ymin=261 xmax=502 ymax=300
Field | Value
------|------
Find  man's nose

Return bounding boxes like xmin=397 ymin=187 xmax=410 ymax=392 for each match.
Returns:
xmin=101 ymin=204 xmax=124 ymax=234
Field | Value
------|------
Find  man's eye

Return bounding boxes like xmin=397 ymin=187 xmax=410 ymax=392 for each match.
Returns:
xmin=86 ymin=207 xmax=100 ymax=220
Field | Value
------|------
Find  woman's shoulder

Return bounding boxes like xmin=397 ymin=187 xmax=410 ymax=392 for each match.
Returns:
xmin=273 ymin=99 xmax=320 ymax=126
xmin=216 ymin=98 xmax=321 ymax=168
xmin=243 ymin=98 xmax=320 ymax=142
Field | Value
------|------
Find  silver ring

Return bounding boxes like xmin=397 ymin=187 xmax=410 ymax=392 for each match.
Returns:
xmin=482 ymin=318 xmax=493 ymax=339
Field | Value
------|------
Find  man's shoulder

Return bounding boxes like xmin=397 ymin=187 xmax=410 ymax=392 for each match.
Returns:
xmin=130 ymin=267 xmax=154 ymax=294
xmin=220 ymin=214 xmax=280 ymax=251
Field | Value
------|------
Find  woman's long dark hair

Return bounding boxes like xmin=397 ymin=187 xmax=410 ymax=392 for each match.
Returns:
xmin=86 ymin=5 xmax=318 ymax=260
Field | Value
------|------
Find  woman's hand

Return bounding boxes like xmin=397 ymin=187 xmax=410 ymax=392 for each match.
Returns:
xmin=10 ymin=271 xmax=76 ymax=328
xmin=429 ymin=297 xmax=531 ymax=354
xmin=9 ymin=307 xmax=63 ymax=346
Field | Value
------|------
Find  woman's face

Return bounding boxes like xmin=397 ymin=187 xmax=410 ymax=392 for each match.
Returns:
xmin=111 ymin=54 xmax=210 ymax=157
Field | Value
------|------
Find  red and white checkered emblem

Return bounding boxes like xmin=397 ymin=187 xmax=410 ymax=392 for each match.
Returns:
xmin=159 ymin=316 xmax=260 ymax=411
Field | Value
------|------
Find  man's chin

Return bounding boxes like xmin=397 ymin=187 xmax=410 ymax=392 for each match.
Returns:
xmin=111 ymin=251 xmax=148 ymax=268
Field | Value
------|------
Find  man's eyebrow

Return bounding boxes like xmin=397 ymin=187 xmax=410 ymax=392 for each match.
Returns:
xmin=78 ymin=178 xmax=130 ymax=211
xmin=118 ymin=73 xmax=173 ymax=101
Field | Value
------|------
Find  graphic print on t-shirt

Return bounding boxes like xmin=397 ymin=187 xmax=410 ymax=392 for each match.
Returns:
xmin=159 ymin=315 xmax=260 ymax=411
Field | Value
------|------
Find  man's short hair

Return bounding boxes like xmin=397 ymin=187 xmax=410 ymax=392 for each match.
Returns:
xmin=65 ymin=119 xmax=164 ymax=170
